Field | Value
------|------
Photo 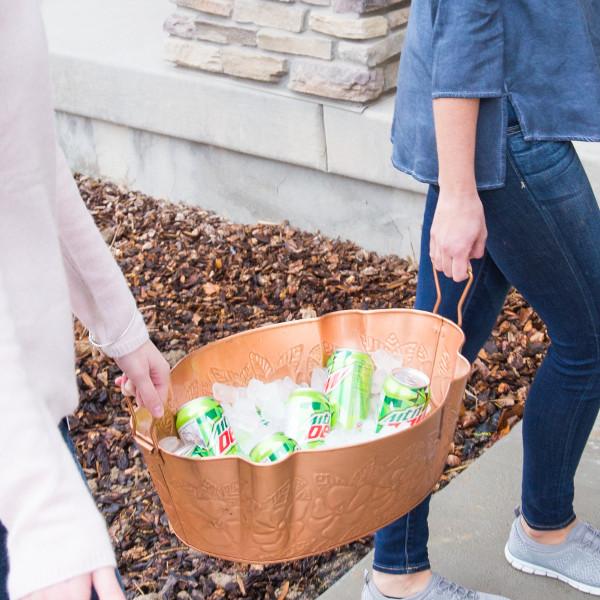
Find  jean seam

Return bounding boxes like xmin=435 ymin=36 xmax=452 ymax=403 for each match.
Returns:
xmin=404 ymin=510 xmax=410 ymax=571
xmin=553 ymin=389 xmax=589 ymax=524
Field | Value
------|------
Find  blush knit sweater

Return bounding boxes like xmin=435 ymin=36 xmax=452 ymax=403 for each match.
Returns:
xmin=0 ymin=1 xmax=149 ymax=597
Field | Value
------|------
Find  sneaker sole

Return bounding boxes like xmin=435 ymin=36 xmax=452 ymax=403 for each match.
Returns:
xmin=504 ymin=544 xmax=600 ymax=596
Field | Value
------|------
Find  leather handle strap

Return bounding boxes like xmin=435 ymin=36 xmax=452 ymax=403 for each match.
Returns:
xmin=432 ymin=265 xmax=474 ymax=329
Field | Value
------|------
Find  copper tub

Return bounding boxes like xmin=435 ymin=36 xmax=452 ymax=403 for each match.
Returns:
xmin=130 ymin=282 xmax=471 ymax=563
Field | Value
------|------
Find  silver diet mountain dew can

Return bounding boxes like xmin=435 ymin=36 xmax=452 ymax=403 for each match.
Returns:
xmin=176 ymin=397 xmax=239 ymax=456
xmin=249 ymin=432 xmax=298 ymax=463
xmin=285 ymin=389 xmax=332 ymax=448
xmin=158 ymin=436 xmax=205 ymax=459
xmin=325 ymin=348 xmax=374 ymax=430
xmin=376 ymin=367 xmax=431 ymax=433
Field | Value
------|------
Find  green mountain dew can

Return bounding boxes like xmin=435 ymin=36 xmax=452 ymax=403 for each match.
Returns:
xmin=376 ymin=368 xmax=431 ymax=433
xmin=285 ymin=389 xmax=332 ymax=448
xmin=325 ymin=348 xmax=374 ymax=430
xmin=176 ymin=397 xmax=239 ymax=456
xmin=249 ymin=433 xmax=298 ymax=463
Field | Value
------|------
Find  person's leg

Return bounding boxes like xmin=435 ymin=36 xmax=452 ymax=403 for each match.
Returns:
xmin=0 ymin=523 xmax=8 ymax=600
xmin=372 ymin=186 xmax=510 ymax=597
xmin=478 ymin=133 xmax=600 ymax=536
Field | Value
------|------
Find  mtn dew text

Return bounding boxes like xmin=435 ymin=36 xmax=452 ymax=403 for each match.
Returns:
xmin=176 ymin=397 xmax=239 ymax=456
xmin=376 ymin=368 xmax=430 ymax=433
xmin=324 ymin=348 xmax=374 ymax=430
xmin=285 ymin=389 xmax=332 ymax=448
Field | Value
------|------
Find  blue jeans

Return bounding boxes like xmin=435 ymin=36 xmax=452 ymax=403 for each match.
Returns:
xmin=0 ymin=420 xmax=117 ymax=599
xmin=374 ymin=112 xmax=600 ymax=574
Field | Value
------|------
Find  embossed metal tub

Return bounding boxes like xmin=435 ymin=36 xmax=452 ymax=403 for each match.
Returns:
xmin=130 ymin=306 xmax=471 ymax=563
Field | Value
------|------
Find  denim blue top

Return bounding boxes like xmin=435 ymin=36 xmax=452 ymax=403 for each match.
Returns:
xmin=391 ymin=0 xmax=600 ymax=190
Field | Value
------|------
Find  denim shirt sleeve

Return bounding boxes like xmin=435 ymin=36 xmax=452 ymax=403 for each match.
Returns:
xmin=431 ymin=0 xmax=504 ymax=98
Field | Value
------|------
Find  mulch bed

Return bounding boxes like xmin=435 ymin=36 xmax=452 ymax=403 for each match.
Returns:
xmin=70 ymin=176 xmax=549 ymax=600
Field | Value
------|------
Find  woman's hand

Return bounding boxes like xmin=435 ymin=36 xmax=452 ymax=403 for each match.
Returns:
xmin=114 ymin=340 xmax=170 ymax=418
xmin=22 ymin=567 xmax=124 ymax=600
xmin=430 ymin=188 xmax=487 ymax=282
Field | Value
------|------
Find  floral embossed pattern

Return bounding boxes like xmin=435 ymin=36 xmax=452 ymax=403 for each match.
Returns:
xmin=134 ymin=309 xmax=470 ymax=563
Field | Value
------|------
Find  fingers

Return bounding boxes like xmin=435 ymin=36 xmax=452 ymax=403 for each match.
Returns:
xmin=149 ymin=354 xmax=171 ymax=406
xmin=133 ymin=373 xmax=164 ymax=418
xmin=471 ymin=230 xmax=487 ymax=260
xmin=430 ymin=236 xmax=443 ymax=273
xmin=451 ymin=256 xmax=470 ymax=282
xmin=122 ymin=379 xmax=136 ymax=397
xmin=91 ymin=568 xmax=125 ymax=600
xmin=441 ymin=254 xmax=453 ymax=280
xmin=115 ymin=375 xmax=136 ymax=398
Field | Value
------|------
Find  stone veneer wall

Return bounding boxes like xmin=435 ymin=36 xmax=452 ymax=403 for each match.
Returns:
xmin=164 ymin=0 xmax=410 ymax=102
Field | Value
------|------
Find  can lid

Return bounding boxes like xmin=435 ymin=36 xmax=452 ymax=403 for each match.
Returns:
xmin=177 ymin=396 xmax=217 ymax=413
xmin=329 ymin=348 xmax=373 ymax=365
xmin=390 ymin=367 xmax=430 ymax=388
xmin=251 ymin=432 xmax=295 ymax=455
xmin=287 ymin=388 xmax=329 ymax=404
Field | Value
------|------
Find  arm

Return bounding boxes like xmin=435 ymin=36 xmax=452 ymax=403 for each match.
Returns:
xmin=430 ymin=99 xmax=487 ymax=282
xmin=55 ymin=149 xmax=169 ymax=416
xmin=428 ymin=0 xmax=503 ymax=281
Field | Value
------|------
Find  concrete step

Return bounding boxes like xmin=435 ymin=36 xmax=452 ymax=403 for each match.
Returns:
xmin=318 ymin=418 xmax=600 ymax=600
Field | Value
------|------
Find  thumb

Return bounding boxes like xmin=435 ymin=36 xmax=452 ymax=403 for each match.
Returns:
xmin=91 ymin=568 xmax=125 ymax=600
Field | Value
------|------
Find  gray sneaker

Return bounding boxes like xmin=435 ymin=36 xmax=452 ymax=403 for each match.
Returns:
xmin=361 ymin=570 xmax=510 ymax=599
xmin=505 ymin=515 xmax=600 ymax=596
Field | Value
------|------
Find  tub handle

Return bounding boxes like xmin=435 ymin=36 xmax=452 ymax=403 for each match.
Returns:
xmin=432 ymin=265 xmax=474 ymax=329
xmin=126 ymin=396 xmax=163 ymax=461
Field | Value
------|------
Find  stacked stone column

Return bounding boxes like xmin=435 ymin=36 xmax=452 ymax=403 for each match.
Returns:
xmin=165 ymin=0 xmax=410 ymax=102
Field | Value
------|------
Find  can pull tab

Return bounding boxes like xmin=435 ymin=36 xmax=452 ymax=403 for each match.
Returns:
xmin=432 ymin=265 xmax=474 ymax=329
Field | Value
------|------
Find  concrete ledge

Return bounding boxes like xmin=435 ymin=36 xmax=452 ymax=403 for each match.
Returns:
xmin=42 ymin=0 xmax=423 ymax=191
xmin=43 ymin=0 xmax=600 ymax=259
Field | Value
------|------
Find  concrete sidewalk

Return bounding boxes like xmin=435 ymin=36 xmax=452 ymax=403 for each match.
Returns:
xmin=318 ymin=417 xmax=600 ymax=600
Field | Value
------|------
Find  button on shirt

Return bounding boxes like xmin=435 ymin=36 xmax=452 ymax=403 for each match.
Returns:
xmin=392 ymin=0 xmax=600 ymax=190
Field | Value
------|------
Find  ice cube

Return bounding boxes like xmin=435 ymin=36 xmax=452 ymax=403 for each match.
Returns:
xmin=158 ymin=436 xmax=183 ymax=453
xmin=310 ymin=367 xmax=329 ymax=393
xmin=212 ymin=382 xmax=246 ymax=407
xmin=371 ymin=349 xmax=403 ymax=373
xmin=250 ymin=377 xmax=298 ymax=430
xmin=370 ymin=350 xmax=404 ymax=395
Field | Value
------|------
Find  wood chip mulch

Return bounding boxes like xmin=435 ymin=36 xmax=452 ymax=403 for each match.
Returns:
xmin=70 ymin=176 xmax=549 ymax=600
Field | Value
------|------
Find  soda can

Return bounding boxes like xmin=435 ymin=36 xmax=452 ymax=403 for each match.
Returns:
xmin=158 ymin=436 xmax=206 ymax=458
xmin=324 ymin=348 xmax=374 ymax=430
xmin=249 ymin=432 xmax=298 ymax=463
xmin=176 ymin=397 xmax=239 ymax=456
xmin=376 ymin=367 xmax=430 ymax=433
xmin=285 ymin=389 xmax=332 ymax=448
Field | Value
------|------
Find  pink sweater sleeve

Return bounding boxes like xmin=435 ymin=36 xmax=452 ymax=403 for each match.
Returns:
xmin=55 ymin=148 xmax=149 ymax=358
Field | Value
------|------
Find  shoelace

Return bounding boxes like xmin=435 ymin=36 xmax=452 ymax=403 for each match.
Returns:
xmin=581 ymin=523 xmax=600 ymax=557
xmin=436 ymin=578 xmax=478 ymax=599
